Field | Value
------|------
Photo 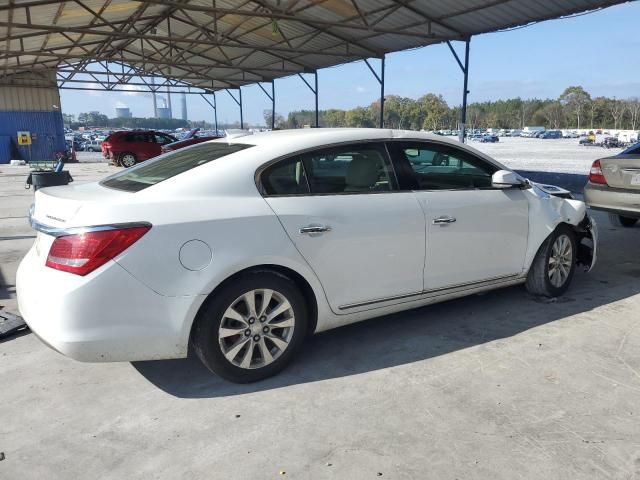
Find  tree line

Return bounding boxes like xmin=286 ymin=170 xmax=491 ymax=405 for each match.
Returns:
xmin=268 ymin=86 xmax=640 ymax=131
xmin=63 ymin=111 xmax=190 ymax=130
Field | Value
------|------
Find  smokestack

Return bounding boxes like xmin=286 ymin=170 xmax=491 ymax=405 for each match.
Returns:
xmin=167 ymin=88 xmax=172 ymax=118
xmin=151 ymin=76 xmax=157 ymax=118
xmin=181 ymin=92 xmax=187 ymax=121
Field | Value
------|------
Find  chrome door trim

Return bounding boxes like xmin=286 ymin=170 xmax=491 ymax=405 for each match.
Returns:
xmin=338 ymin=273 xmax=522 ymax=311
xmin=29 ymin=212 xmax=151 ymax=238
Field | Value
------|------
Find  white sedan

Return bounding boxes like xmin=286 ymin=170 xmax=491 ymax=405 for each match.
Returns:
xmin=17 ymin=129 xmax=597 ymax=383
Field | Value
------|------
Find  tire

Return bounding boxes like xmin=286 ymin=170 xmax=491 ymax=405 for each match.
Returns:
xmin=525 ymin=225 xmax=577 ymax=297
xmin=192 ymin=270 xmax=308 ymax=383
xmin=609 ymin=213 xmax=638 ymax=228
xmin=119 ymin=152 xmax=137 ymax=168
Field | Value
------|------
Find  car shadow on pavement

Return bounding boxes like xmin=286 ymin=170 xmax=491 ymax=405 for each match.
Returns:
xmin=132 ymin=258 xmax=640 ymax=398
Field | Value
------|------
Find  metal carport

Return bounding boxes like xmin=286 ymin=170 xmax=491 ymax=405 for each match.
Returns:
xmin=0 ymin=0 xmax=630 ymax=135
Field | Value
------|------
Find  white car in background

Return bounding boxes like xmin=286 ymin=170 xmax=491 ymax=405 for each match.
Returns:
xmin=17 ymin=129 xmax=597 ymax=383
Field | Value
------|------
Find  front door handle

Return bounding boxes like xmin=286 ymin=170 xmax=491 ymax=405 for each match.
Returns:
xmin=299 ymin=225 xmax=332 ymax=234
xmin=432 ymin=215 xmax=456 ymax=225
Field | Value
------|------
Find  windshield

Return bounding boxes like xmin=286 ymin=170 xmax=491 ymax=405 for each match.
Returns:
xmin=101 ymin=142 xmax=253 ymax=192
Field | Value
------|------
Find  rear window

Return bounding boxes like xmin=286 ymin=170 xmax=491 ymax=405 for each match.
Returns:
xmin=622 ymin=142 xmax=640 ymax=155
xmin=101 ymin=142 xmax=253 ymax=192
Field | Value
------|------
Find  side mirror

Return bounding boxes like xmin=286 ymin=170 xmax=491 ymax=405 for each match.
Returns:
xmin=492 ymin=170 xmax=523 ymax=189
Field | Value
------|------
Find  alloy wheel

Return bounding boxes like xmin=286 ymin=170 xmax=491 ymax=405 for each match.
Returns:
xmin=121 ymin=154 xmax=136 ymax=167
xmin=218 ymin=289 xmax=295 ymax=369
xmin=548 ymin=234 xmax=572 ymax=288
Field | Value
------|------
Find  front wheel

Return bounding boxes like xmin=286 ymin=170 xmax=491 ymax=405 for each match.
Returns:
xmin=192 ymin=271 xmax=308 ymax=383
xmin=609 ymin=213 xmax=638 ymax=228
xmin=526 ymin=225 xmax=577 ymax=297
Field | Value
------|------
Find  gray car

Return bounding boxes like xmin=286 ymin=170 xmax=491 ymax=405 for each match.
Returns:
xmin=585 ymin=142 xmax=640 ymax=227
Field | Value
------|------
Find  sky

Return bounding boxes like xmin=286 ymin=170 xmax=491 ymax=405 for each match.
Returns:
xmin=59 ymin=1 xmax=640 ymax=126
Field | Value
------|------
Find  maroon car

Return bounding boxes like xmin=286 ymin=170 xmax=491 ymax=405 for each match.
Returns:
xmin=161 ymin=129 xmax=222 ymax=153
xmin=102 ymin=130 xmax=177 ymax=167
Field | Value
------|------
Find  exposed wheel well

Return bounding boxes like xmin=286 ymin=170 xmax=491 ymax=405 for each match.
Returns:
xmin=189 ymin=265 xmax=319 ymax=345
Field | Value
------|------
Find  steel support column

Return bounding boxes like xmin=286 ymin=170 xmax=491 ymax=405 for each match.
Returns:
xmin=257 ymin=81 xmax=275 ymax=129
xmin=298 ymin=72 xmax=319 ymax=127
xmin=364 ymin=55 xmax=385 ymax=128
xmin=200 ymin=91 xmax=218 ymax=133
xmin=226 ymin=88 xmax=243 ymax=129
xmin=314 ymin=72 xmax=318 ymax=128
xmin=447 ymin=38 xmax=471 ymax=142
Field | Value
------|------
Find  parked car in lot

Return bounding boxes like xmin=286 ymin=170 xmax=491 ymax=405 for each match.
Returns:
xmin=101 ymin=130 xmax=177 ymax=167
xmin=18 ymin=129 xmax=597 ymax=383
xmin=541 ymin=130 xmax=562 ymax=139
xmin=480 ymin=134 xmax=499 ymax=143
xmin=82 ymin=140 xmax=103 ymax=152
xmin=161 ymin=128 xmax=223 ymax=153
xmin=585 ymin=141 xmax=640 ymax=227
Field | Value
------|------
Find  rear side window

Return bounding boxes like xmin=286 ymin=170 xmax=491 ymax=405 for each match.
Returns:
xmin=261 ymin=158 xmax=309 ymax=195
xmin=101 ymin=142 xmax=253 ymax=192
xmin=260 ymin=143 xmax=397 ymax=196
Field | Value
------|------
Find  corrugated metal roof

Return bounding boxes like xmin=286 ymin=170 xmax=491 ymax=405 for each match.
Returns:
xmin=0 ymin=0 xmax=630 ymax=92
xmin=0 ymin=72 xmax=60 ymax=111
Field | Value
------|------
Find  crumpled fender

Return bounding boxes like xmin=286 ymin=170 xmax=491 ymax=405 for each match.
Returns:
xmin=523 ymin=184 xmax=597 ymax=272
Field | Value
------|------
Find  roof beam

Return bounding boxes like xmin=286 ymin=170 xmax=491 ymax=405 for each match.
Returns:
xmin=128 ymin=0 xmax=454 ymax=41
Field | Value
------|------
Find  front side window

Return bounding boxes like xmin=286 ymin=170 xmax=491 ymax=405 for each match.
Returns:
xmin=101 ymin=142 xmax=253 ymax=192
xmin=154 ymin=134 xmax=174 ymax=145
xmin=389 ymin=142 xmax=497 ymax=190
xmin=260 ymin=143 xmax=397 ymax=196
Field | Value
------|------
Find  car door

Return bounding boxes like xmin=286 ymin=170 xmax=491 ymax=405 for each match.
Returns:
xmin=387 ymin=141 xmax=529 ymax=291
xmin=153 ymin=134 xmax=175 ymax=157
xmin=261 ymin=142 xmax=426 ymax=313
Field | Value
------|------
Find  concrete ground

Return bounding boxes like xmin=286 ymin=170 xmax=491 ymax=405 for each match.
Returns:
xmin=1 ymin=160 xmax=640 ymax=480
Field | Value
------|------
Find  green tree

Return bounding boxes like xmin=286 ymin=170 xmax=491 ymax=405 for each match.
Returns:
xmin=345 ymin=107 xmax=375 ymax=127
xmin=559 ymin=86 xmax=591 ymax=129
xmin=419 ymin=94 xmax=448 ymax=131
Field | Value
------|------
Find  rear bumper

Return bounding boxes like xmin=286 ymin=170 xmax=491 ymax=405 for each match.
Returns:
xmin=584 ymin=182 xmax=640 ymax=218
xmin=16 ymin=242 xmax=202 ymax=362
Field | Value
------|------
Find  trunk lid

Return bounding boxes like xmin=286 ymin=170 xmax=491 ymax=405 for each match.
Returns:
xmin=600 ymin=154 xmax=640 ymax=190
xmin=31 ymin=182 xmax=130 ymax=229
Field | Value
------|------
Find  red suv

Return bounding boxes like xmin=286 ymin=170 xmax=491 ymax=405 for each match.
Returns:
xmin=102 ymin=130 xmax=177 ymax=167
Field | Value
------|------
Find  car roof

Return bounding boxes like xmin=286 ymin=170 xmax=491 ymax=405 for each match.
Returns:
xmin=218 ymin=128 xmax=467 ymax=150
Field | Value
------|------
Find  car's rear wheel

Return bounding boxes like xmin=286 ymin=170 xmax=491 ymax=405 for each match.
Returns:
xmin=525 ymin=225 xmax=577 ymax=297
xmin=119 ymin=153 xmax=137 ymax=168
xmin=608 ymin=213 xmax=638 ymax=228
xmin=192 ymin=271 xmax=308 ymax=383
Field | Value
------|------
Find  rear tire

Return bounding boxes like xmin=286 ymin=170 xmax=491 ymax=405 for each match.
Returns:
xmin=525 ymin=225 xmax=577 ymax=297
xmin=191 ymin=270 xmax=308 ymax=383
xmin=609 ymin=213 xmax=638 ymax=228
xmin=119 ymin=152 xmax=137 ymax=168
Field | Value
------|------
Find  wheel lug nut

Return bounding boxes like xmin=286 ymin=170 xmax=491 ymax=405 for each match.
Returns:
xmin=263 ymin=326 xmax=269 ymax=333
xmin=248 ymin=318 xmax=255 ymax=324
xmin=259 ymin=316 xmax=267 ymax=322
xmin=253 ymin=335 xmax=260 ymax=341
xmin=244 ymin=329 xmax=251 ymax=336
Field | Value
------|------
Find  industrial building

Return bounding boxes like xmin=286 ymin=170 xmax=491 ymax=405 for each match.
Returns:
xmin=0 ymin=71 xmax=65 ymax=164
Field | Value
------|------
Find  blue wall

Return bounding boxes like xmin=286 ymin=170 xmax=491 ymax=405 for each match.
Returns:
xmin=0 ymin=111 xmax=66 ymax=164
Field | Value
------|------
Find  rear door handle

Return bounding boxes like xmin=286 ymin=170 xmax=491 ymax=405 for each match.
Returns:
xmin=299 ymin=225 xmax=331 ymax=234
xmin=432 ymin=215 xmax=456 ymax=225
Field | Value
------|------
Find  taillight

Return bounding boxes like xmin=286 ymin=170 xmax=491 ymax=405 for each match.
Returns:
xmin=46 ymin=225 xmax=150 ymax=276
xmin=589 ymin=159 xmax=608 ymax=185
